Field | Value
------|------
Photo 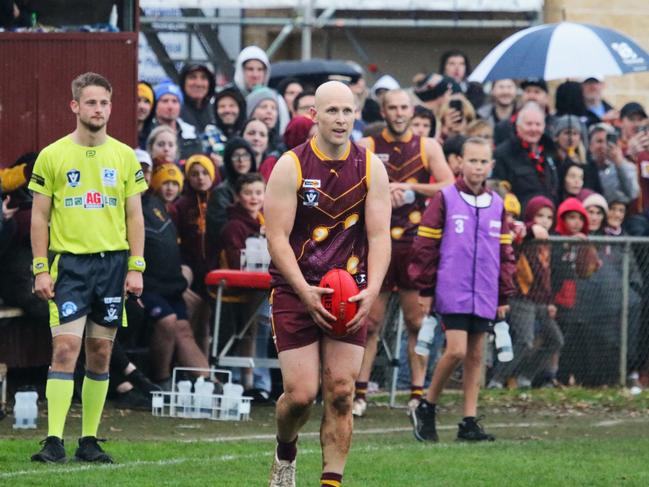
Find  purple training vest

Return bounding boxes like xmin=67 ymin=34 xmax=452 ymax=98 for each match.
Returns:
xmin=435 ymin=184 xmax=504 ymax=320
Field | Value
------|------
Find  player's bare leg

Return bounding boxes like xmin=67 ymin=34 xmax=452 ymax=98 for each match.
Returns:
xmin=426 ymin=330 xmax=468 ymax=405
xmin=320 ymin=337 xmax=364 ymax=476
xmin=462 ymin=332 xmax=485 ymax=417
xmin=270 ymin=341 xmax=320 ymax=486
xmin=399 ymin=289 xmax=426 ymax=410
xmin=352 ymin=292 xmax=389 ymax=416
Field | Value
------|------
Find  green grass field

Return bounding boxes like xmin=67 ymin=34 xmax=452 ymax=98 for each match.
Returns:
xmin=2 ymin=388 xmax=649 ymax=486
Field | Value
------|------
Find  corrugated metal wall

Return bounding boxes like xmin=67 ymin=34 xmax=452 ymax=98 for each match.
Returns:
xmin=0 ymin=33 xmax=138 ymax=166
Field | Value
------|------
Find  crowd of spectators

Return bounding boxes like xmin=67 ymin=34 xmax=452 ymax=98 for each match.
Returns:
xmin=2 ymin=45 xmax=649 ymax=407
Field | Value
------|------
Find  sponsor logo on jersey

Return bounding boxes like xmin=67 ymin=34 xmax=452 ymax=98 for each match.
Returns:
xmin=135 ymin=169 xmax=145 ymax=183
xmin=66 ymin=169 xmax=81 ymax=188
xmin=102 ymin=168 xmax=117 ymax=187
xmin=103 ymin=296 xmax=122 ymax=304
xmin=65 ymin=191 xmax=118 ymax=209
xmin=376 ymin=153 xmax=390 ymax=163
xmin=30 ymin=173 xmax=45 ymax=187
xmin=303 ymin=188 xmax=319 ymax=207
xmin=303 ymin=179 xmax=321 ymax=188
xmin=86 ymin=150 xmax=96 ymax=158
xmin=61 ymin=301 xmax=78 ymax=318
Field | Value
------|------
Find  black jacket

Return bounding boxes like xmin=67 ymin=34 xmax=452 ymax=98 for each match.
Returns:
xmin=142 ymin=193 xmax=187 ymax=297
xmin=493 ymin=132 xmax=558 ymax=208
xmin=179 ymin=64 xmax=216 ymax=133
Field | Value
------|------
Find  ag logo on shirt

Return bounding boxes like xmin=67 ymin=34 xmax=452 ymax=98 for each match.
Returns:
xmin=303 ymin=188 xmax=319 ymax=207
xmin=102 ymin=168 xmax=117 ymax=187
xmin=66 ymin=169 xmax=81 ymax=188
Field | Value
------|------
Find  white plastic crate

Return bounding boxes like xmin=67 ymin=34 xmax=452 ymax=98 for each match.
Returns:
xmin=151 ymin=367 xmax=252 ymax=421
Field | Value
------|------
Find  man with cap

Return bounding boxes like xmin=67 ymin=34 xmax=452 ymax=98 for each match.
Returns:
xmin=619 ymin=102 xmax=649 ymax=213
xmin=494 ymin=79 xmax=556 ymax=146
xmin=582 ymin=76 xmax=617 ymax=126
xmin=179 ymin=64 xmax=216 ymax=134
xmin=153 ymin=80 xmax=203 ymax=161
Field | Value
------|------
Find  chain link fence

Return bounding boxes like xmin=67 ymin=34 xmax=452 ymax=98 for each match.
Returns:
xmin=370 ymin=236 xmax=649 ymax=401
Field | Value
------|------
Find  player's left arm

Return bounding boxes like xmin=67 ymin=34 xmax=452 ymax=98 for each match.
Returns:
xmin=498 ymin=206 xmax=516 ymax=318
xmin=125 ymin=194 xmax=145 ymax=296
xmin=397 ymin=137 xmax=455 ymax=198
xmin=347 ymin=154 xmax=391 ymax=332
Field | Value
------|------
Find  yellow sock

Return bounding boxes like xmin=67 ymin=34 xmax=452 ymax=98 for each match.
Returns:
xmin=81 ymin=372 xmax=109 ymax=438
xmin=46 ymin=372 xmax=74 ymax=439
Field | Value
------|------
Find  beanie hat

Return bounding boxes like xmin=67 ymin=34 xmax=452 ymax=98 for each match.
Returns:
xmin=582 ymin=192 xmax=609 ymax=214
xmin=138 ymin=82 xmax=154 ymax=106
xmin=503 ymin=192 xmax=521 ymax=217
xmin=523 ymin=195 xmax=555 ymax=224
xmin=283 ymin=115 xmax=315 ymax=150
xmin=185 ymin=154 xmax=216 ymax=182
xmin=553 ymin=114 xmax=581 ymax=138
xmin=154 ymin=80 xmax=184 ymax=105
xmin=151 ymin=163 xmax=184 ymax=193
xmin=246 ymin=87 xmax=278 ymax=119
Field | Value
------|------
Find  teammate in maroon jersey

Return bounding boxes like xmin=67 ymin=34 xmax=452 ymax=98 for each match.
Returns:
xmin=354 ymin=89 xmax=454 ymax=417
xmin=265 ymin=81 xmax=391 ymax=486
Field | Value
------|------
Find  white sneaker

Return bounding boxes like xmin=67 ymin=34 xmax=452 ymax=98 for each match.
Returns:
xmin=487 ymin=380 xmax=504 ymax=390
xmin=407 ymin=397 xmax=421 ymax=415
xmin=517 ymin=376 xmax=532 ymax=389
xmin=269 ymin=453 xmax=296 ymax=487
xmin=352 ymin=397 xmax=367 ymax=417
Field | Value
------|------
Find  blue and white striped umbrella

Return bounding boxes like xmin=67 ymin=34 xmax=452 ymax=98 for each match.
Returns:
xmin=469 ymin=22 xmax=649 ymax=82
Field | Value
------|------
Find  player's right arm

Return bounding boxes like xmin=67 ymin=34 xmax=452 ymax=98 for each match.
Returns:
xmin=31 ymin=192 xmax=54 ymax=300
xmin=265 ymin=153 xmax=335 ymax=330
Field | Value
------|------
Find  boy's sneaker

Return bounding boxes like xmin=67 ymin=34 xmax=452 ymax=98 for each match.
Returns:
xmin=126 ymin=369 xmax=162 ymax=395
xmin=516 ymin=376 xmax=532 ymax=389
xmin=31 ymin=436 xmax=67 ymax=463
xmin=486 ymin=379 xmax=504 ymax=390
xmin=457 ymin=417 xmax=495 ymax=442
xmin=268 ymin=453 xmax=296 ymax=487
xmin=74 ymin=436 xmax=114 ymax=463
xmin=410 ymin=400 xmax=438 ymax=442
xmin=352 ymin=397 xmax=367 ymax=417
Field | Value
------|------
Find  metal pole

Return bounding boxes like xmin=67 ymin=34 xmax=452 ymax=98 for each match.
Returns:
xmin=301 ymin=0 xmax=313 ymax=60
xmin=619 ymin=241 xmax=631 ymax=386
xmin=389 ymin=309 xmax=404 ymax=408
xmin=211 ymin=283 xmax=225 ymax=363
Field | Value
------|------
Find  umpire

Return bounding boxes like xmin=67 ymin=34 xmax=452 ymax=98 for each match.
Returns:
xmin=29 ymin=72 xmax=147 ymax=464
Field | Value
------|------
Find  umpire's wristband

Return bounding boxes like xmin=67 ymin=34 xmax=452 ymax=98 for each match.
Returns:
xmin=32 ymin=257 xmax=49 ymax=275
xmin=128 ymin=256 xmax=146 ymax=273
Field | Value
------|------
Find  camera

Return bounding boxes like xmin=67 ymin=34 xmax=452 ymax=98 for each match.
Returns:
xmin=606 ymin=132 xmax=618 ymax=145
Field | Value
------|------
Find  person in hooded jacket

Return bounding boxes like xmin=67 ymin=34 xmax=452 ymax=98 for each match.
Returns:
xmin=179 ymin=63 xmax=216 ymax=134
xmin=205 ymin=137 xmax=257 ymax=254
xmin=233 ymin=45 xmax=290 ymax=134
xmin=259 ymin=115 xmax=315 ymax=182
xmin=213 ymin=85 xmax=247 ymax=139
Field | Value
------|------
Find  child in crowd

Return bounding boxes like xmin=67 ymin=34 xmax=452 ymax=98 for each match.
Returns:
xmin=489 ymin=195 xmax=564 ymax=389
xmin=552 ymin=197 xmax=601 ymax=385
xmin=218 ymin=173 xmax=272 ymax=394
xmin=150 ymin=163 xmax=184 ymax=219
xmin=174 ymin=154 xmax=218 ymax=353
xmin=442 ymin=135 xmax=466 ymax=177
xmin=146 ymin=125 xmax=179 ymax=166
xmin=408 ymin=137 xmax=516 ymax=442
xmin=410 ymin=105 xmax=436 ymax=138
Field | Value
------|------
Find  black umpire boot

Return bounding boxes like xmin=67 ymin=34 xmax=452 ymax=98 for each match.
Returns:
xmin=31 ymin=436 xmax=67 ymax=463
xmin=74 ymin=436 xmax=114 ymax=463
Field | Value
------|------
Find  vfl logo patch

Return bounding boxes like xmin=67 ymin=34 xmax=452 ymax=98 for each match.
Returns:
xmin=303 ymin=188 xmax=319 ymax=207
xmin=104 ymin=305 xmax=119 ymax=323
xmin=303 ymin=179 xmax=321 ymax=188
xmin=61 ymin=301 xmax=78 ymax=318
xmin=376 ymin=153 xmax=390 ymax=163
xmin=102 ymin=168 xmax=117 ymax=187
xmin=66 ymin=169 xmax=81 ymax=188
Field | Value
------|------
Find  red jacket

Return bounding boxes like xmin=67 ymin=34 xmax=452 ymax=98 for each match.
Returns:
xmin=218 ymin=203 xmax=264 ymax=270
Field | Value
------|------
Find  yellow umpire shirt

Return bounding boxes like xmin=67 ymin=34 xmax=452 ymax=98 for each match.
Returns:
xmin=28 ymin=135 xmax=148 ymax=254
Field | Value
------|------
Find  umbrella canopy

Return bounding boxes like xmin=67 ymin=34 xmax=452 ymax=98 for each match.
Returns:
xmin=268 ymin=59 xmax=362 ymax=90
xmin=469 ymin=22 xmax=649 ymax=82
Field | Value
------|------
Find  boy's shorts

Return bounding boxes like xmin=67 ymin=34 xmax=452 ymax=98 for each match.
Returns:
xmin=440 ymin=313 xmax=492 ymax=335
xmin=270 ymin=287 xmax=367 ymax=353
xmin=48 ymin=251 xmax=128 ymax=328
xmin=141 ymin=292 xmax=188 ymax=321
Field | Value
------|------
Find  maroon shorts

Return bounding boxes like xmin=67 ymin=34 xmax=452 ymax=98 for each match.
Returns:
xmin=381 ymin=244 xmax=416 ymax=292
xmin=270 ymin=287 xmax=368 ymax=353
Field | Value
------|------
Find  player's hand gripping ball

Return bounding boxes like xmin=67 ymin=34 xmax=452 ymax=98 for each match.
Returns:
xmin=319 ymin=269 xmax=359 ymax=336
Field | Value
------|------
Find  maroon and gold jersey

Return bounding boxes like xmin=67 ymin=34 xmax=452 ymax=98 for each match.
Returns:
xmin=368 ymin=128 xmax=429 ymax=244
xmin=270 ymin=137 xmax=371 ymax=289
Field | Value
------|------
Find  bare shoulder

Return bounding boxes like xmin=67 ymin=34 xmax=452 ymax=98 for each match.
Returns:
xmin=267 ymin=151 xmax=300 ymax=192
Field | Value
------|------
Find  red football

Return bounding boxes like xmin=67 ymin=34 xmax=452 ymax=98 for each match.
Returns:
xmin=319 ymin=269 xmax=360 ymax=336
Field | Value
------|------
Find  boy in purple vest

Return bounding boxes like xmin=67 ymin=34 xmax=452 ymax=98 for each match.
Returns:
xmin=407 ymin=137 xmax=516 ymax=442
